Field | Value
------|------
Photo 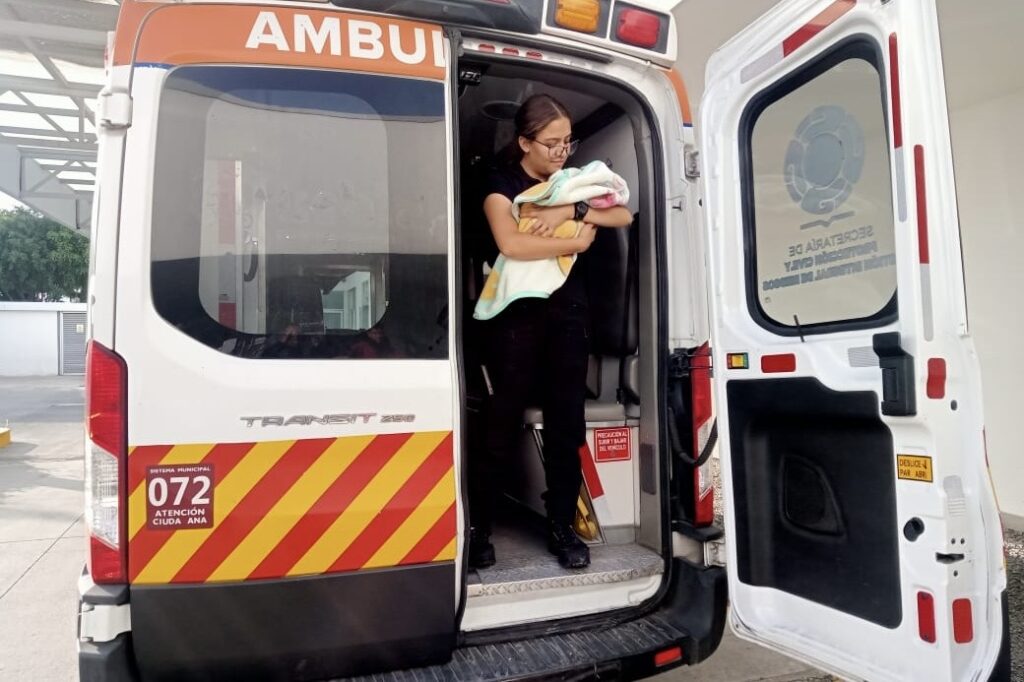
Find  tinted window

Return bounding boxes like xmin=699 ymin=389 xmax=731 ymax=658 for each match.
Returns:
xmin=151 ymin=66 xmax=448 ymax=359
xmin=743 ymin=42 xmax=896 ymax=333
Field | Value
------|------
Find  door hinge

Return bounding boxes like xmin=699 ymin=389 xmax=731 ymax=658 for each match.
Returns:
xmin=98 ymin=89 xmax=132 ymax=129
xmin=684 ymin=145 xmax=701 ymax=179
xmin=79 ymin=601 xmax=131 ymax=643
xmin=668 ymin=346 xmax=713 ymax=379
xmin=704 ymin=537 xmax=726 ymax=567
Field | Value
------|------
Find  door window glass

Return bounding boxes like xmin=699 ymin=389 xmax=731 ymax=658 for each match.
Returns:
xmin=744 ymin=42 xmax=896 ymax=332
xmin=150 ymin=66 xmax=448 ymax=359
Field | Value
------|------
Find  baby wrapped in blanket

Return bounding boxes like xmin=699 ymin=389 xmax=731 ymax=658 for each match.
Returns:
xmin=473 ymin=160 xmax=629 ymax=321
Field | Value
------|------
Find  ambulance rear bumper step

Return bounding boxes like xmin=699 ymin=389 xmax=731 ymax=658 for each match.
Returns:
xmin=468 ymin=540 xmax=663 ymax=596
xmin=340 ymin=611 xmax=690 ymax=682
xmin=342 ymin=560 xmax=730 ymax=682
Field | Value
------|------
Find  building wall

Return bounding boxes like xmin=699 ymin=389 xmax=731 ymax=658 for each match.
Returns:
xmin=947 ymin=90 xmax=1024 ymax=522
xmin=0 ymin=303 xmax=85 ymax=376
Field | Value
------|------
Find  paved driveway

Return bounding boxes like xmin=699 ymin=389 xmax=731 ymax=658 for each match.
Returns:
xmin=0 ymin=377 xmax=87 ymax=682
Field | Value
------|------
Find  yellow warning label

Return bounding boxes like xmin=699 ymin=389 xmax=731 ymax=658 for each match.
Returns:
xmin=898 ymin=455 xmax=933 ymax=483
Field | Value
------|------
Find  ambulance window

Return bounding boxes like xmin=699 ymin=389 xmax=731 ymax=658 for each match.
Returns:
xmin=742 ymin=41 xmax=897 ymax=333
xmin=150 ymin=66 xmax=448 ymax=359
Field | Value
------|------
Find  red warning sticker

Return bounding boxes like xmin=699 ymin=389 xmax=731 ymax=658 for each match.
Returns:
xmin=594 ymin=427 xmax=631 ymax=462
xmin=146 ymin=464 xmax=214 ymax=530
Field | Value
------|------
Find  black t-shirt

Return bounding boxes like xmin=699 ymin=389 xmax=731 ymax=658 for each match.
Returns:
xmin=482 ymin=163 xmax=588 ymax=307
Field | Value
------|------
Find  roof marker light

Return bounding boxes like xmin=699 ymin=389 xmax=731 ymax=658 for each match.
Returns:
xmin=554 ymin=0 xmax=600 ymax=34
xmin=616 ymin=8 xmax=660 ymax=49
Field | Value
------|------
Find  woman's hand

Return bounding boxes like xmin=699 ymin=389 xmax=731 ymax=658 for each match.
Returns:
xmin=520 ymin=203 xmax=573 ymax=237
xmin=574 ymin=223 xmax=597 ymax=253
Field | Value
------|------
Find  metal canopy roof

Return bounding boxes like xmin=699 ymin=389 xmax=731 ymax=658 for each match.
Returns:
xmin=0 ymin=0 xmax=117 ymax=233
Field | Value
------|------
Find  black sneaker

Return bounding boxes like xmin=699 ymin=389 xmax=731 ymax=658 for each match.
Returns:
xmin=547 ymin=521 xmax=590 ymax=569
xmin=469 ymin=527 xmax=496 ymax=569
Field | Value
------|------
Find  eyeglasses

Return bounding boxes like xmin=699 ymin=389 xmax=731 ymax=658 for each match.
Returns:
xmin=529 ymin=138 xmax=579 ymax=159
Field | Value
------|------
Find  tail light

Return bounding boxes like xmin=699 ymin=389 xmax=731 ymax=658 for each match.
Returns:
xmin=654 ymin=645 xmax=683 ymax=667
xmin=691 ymin=344 xmax=714 ymax=526
xmin=615 ymin=8 xmax=662 ymax=49
xmin=85 ymin=340 xmax=128 ymax=583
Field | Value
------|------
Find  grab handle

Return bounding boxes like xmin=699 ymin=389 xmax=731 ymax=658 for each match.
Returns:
xmin=873 ymin=332 xmax=916 ymax=417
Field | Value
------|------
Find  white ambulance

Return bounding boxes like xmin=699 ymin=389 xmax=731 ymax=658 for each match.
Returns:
xmin=78 ymin=0 xmax=1011 ymax=680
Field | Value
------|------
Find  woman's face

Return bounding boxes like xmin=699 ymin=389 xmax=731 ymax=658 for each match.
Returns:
xmin=519 ymin=116 xmax=572 ymax=178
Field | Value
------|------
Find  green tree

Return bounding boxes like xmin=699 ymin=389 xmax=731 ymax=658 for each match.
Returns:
xmin=0 ymin=208 xmax=88 ymax=302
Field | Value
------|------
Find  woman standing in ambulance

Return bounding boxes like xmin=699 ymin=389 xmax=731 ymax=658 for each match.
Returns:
xmin=470 ymin=95 xmax=632 ymax=569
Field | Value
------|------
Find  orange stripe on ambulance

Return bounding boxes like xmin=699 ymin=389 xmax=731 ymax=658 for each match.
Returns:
xmin=245 ymin=11 xmax=445 ymax=67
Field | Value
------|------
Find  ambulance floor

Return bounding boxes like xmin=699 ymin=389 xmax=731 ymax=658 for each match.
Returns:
xmin=468 ymin=518 xmax=663 ymax=596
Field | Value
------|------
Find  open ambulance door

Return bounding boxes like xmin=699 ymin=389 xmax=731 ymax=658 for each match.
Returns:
xmin=700 ymin=1 xmax=1009 ymax=680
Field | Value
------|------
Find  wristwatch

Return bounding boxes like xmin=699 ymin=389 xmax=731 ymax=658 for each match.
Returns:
xmin=573 ymin=201 xmax=589 ymax=222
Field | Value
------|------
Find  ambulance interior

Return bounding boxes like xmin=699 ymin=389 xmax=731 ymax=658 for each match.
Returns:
xmin=151 ymin=55 xmax=678 ymax=631
xmin=457 ymin=60 xmax=670 ymax=629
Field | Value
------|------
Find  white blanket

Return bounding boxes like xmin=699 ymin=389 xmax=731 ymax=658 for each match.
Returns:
xmin=473 ymin=161 xmax=629 ymax=320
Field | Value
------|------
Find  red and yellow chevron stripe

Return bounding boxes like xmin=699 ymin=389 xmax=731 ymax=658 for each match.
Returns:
xmin=127 ymin=431 xmax=456 ymax=584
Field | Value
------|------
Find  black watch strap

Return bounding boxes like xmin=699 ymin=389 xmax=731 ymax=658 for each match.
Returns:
xmin=573 ymin=201 xmax=589 ymax=221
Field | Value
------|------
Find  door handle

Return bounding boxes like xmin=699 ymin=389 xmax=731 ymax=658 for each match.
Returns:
xmin=243 ymin=239 xmax=259 ymax=283
xmin=872 ymin=332 xmax=916 ymax=417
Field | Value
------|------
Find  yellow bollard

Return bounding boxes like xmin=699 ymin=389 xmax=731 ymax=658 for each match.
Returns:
xmin=0 ymin=427 xmax=10 ymax=448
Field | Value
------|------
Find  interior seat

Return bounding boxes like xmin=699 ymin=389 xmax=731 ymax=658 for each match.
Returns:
xmin=262 ymin=275 xmax=326 ymax=358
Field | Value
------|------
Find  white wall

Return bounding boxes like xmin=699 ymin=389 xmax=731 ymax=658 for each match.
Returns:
xmin=674 ymin=0 xmax=780 ymax=118
xmin=0 ymin=303 xmax=82 ymax=376
xmin=947 ymin=90 xmax=1024 ymax=521
xmin=938 ymin=0 xmax=1024 ymax=524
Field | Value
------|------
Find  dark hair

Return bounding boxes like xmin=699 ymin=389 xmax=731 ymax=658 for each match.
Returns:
xmin=511 ymin=94 xmax=571 ymax=159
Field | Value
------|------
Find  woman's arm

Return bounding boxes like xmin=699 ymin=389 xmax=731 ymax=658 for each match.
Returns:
xmin=484 ymin=193 xmax=595 ymax=261
xmin=580 ymin=205 xmax=633 ymax=228
xmin=520 ymin=203 xmax=633 ymax=229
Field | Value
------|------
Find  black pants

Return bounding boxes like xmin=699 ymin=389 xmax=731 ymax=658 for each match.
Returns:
xmin=470 ymin=298 xmax=589 ymax=531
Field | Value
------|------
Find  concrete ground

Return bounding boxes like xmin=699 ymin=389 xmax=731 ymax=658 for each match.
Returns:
xmin=0 ymin=376 xmax=1012 ymax=681
xmin=0 ymin=376 xmax=87 ymax=681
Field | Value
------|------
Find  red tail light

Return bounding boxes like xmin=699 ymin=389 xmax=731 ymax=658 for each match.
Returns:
xmin=616 ymin=8 xmax=661 ymax=48
xmin=89 ymin=536 xmax=124 ymax=583
xmin=85 ymin=340 xmax=128 ymax=583
xmin=88 ymin=340 xmax=126 ymax=455
xmin=654 ymin=645 xmax=682 ymax=667
xmin=691 ymin=344 xmax=714 ymax=526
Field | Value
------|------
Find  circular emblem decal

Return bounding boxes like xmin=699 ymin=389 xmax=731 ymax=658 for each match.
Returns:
xmin=784 ymin=105 xmax=865 ymax=215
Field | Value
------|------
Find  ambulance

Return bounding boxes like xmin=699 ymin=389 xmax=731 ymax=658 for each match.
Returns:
xmin=77 ymin=0 xmax=1011 ymax=680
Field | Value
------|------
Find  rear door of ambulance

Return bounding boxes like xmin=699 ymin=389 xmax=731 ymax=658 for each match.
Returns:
xmin=112 ymin=3 xmax=460 ymax=679
xmin=701 ymin=0 xmax=1009 ymax=680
